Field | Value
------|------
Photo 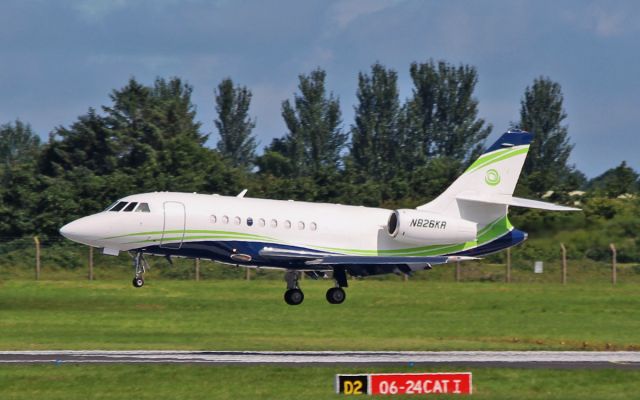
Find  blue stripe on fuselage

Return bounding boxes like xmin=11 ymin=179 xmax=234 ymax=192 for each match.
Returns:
xmin=134 ymin=229 xmax=527 ymax=269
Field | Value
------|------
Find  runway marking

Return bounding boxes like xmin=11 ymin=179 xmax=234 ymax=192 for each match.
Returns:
xmin=1 ymin=351 xmax=640 ymax=368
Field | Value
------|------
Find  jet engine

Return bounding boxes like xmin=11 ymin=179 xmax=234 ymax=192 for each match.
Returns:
xmin=387 ymin=209 xmax=477 ymax=245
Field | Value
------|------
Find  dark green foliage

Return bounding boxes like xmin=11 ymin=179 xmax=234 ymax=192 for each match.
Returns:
xmin=587 ymin=161 xmax=639 ymax=197
xmin=0 ymin=121 xmax=42 ymax=238
xmin=518 ymin=77 xmax=577 ymax=195
xmin=406 ymin=60 xmax=492 ymax=166
xmin=260 ymin=68 xmax=346 ymax=177
xmin=0 ymin=120 xmax=40 ymax=166
xmin=22 ymin=77 xmax=243 ymax=237
xmin=350 ymin=63 xmax=402 ymax=180
xmin=214 ymin=78 xmax=257 ymax=169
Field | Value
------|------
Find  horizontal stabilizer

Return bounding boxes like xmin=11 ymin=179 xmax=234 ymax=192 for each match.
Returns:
xmin=456 ymin=192 xmax=581 ymax=211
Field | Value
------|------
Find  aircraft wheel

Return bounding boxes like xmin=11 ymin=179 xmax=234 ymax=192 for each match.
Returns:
xmin=132 ymin=276 xmax=144 ymax=288
xmin=284 ymin=288 xmax=304 ymax=305
xmin=326 ymin=287 xmax=346 ymax=304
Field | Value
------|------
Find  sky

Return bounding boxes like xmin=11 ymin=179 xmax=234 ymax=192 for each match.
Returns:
xmin=1 ymin=0 xmax=639 ymax=177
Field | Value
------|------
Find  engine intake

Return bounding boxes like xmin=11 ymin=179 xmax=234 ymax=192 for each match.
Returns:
xmin=387 ymin=209 xmax=477 ymax=245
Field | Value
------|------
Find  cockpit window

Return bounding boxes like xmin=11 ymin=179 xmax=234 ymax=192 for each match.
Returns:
xmin=123 ymin=202 xmax=138 ymax=212
xmin=104 ymin=201 xmax=119 ymax=211
xmin=135 ymin=203 xmax=150 ymax=213
xmin=109 ymin=202 xmax=128 ymax=212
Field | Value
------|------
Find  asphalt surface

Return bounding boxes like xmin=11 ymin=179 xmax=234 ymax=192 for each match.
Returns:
xmin=1 ymin=351 xmax=640 ymax=368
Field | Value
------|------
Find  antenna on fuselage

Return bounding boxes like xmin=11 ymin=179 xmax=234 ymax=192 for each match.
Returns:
xmin=236 ymin=189 xmax=248 ymax=198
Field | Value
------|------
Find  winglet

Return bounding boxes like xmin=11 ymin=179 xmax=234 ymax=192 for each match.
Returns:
xmin=236 ymin=189 xmax=248 ymax=198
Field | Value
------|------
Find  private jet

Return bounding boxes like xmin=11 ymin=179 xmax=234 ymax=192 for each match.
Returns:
xmin=60 ymin=129 xmax=578 ymax=305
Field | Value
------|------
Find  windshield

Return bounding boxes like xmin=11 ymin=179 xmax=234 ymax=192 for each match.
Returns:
xmin=109 ymin=201 xmax=128 ymax=212
xmin=104 ymin=201 xmax=119 ymax=211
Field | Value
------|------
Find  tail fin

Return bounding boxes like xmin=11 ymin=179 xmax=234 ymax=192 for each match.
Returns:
xmin=417 ymin=129 xmax=577 ymax=227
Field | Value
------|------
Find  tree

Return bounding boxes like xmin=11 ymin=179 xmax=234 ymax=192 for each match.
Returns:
xmin=214 ymin=78 xmax=257 ymax=169
xmin=39 ymin=109 xmax=117 ymax=177
xmin=405 ymin=60 xmax=491 ymax=167
xmin=0 ymin=120 xmax=40 ymax=166
xmin=35 ymin=76 xmax=230 ymax=237
xmin=101 ymin=77 xmax=210 ymax=192
xmin=0 ymin=120 xmax=42 ymax=238
xmin=519 ymin=76 xmax=575 ymax=194
xmin=350 ymin=63 xmax=402 ymax=180
xmin=588 ymin=161 xmax=639 ymax=198
xmin=261 ymin=68 xmax=345 ymax=177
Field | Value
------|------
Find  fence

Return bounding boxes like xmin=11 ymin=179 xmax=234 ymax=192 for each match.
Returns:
xmin=0 ymin=235 xmax=633 ymax=285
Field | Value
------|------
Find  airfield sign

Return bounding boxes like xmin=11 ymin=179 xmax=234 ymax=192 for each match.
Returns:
xmin=336 ymin=372 xmax=472 ymax=395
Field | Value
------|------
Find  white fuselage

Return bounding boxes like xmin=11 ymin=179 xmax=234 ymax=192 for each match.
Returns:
xmin=61 ymin=192 xmax=406 ymax=255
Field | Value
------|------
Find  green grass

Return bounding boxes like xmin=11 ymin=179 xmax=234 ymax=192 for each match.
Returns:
xmin=1 ymin=280 xmax=639 ymax=351
xmin=1 ymin=364 xmax=640 ymax=399
xmin=2 ymin=279 xmax=640 ymax=399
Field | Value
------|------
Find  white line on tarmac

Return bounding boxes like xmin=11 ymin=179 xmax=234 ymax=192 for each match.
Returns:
xmin=1 ymin=351 xmax=640 ymax=365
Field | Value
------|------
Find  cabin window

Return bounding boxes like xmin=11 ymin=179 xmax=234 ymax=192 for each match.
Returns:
xmin=109 ymin=202 xmax=128 ymax=212
xmin=222 ymin=215 xmax=229 ymax=224
xmin=234 ymin=216 xmax=241 ymax=225
xmin=284 ymin=220 xmax=291 ymax=229
xmin=209 ymin=215 xmax=217 ymax=224
xmin=123 ymin=202 xmax=138 ymax=212
xmin=270 ymin=219 xmax=278 ymax=228
xmin=247 ymin=217 xmax=253 ymax=227
xmin=135 ymin=203 xmax=150 ymax=213
xmin=298 ymin=221 xmax=305 ymax=230
xmin=258 ymin=218 xmax=266 ymax=227
xmin=310 ymin=222 xmax=317 ymax=231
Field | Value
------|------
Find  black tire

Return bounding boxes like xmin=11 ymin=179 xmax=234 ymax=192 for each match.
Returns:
xmin=132 ymin=276 xmax=144 ymax=288
xmin=284 ymin=288 xmax=304 ymax=305
xmin=326 ymin=287 xmax=346 ymax=304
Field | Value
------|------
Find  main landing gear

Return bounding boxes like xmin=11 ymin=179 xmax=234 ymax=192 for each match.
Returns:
xmin=131 ymin=252 xmax=149 ymax=288
xmin=283 ymin=268 xmax=349 ymax=305
xmin=326 ymin=266 xmax=348 ymax=305
xmin=326 ymin=287 xmax=346 ymax=304
xmin=284 ymin=270 xmax=304 ymax=305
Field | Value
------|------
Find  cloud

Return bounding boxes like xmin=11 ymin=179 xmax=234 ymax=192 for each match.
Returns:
xmin=589 ymin=6 xmax=630 ymax=37
xmin=563 ymin=2 xmax=640 ymax=38
xmin=329 ymin=0 xmax=401 ymax=30
xmin=70 ymin=0 xmax=129 ymax=21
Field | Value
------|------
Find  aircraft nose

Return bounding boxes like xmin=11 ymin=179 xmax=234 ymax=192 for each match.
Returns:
xmin=59 ymin=220 xmax=80 ymax=241
xmin=59 ymin=217 xmax=95 ymax=243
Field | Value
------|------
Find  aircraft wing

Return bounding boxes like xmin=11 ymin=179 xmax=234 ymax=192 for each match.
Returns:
xmin=259 ymin=247 xmax=475 ymax=266
xmin=258 ymin=247 xmax=333 ymax=259
xmin=306 ymin=255 xmax=455 ymax=265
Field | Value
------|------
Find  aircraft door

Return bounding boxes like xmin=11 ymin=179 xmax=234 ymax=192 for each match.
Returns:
xmin=160 ymin=201 xmax=186 ymax=249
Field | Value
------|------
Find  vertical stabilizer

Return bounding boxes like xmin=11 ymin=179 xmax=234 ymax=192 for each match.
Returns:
xmin=417 ymin=129 xmax=533 ymax=227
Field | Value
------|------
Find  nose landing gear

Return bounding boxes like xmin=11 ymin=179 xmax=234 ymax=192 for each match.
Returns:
xmin=132 ymin=276 xmax=144 ymax=288
xmin=131 ymin=252 xmax=149 ymax=288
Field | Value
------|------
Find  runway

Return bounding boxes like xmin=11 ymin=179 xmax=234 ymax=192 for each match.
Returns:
xmin=1 ymin=351 xmax=640 ymax=368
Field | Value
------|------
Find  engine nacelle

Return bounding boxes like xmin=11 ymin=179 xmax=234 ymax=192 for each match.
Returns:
xmin=387 ymin=209 xmax=477 ymax=245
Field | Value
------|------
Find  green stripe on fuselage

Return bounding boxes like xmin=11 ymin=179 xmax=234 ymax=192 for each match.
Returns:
xmin=314 ymin=215 xmax=512 ymax=256
xmin=106 ymin=229 xmax=275 ymax=242
xmin=110 ymin=216 xmax=512 ymax=257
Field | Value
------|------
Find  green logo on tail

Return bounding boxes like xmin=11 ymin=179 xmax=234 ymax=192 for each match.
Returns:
xmin=485 ymin=169 xmax=501 ymax=186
